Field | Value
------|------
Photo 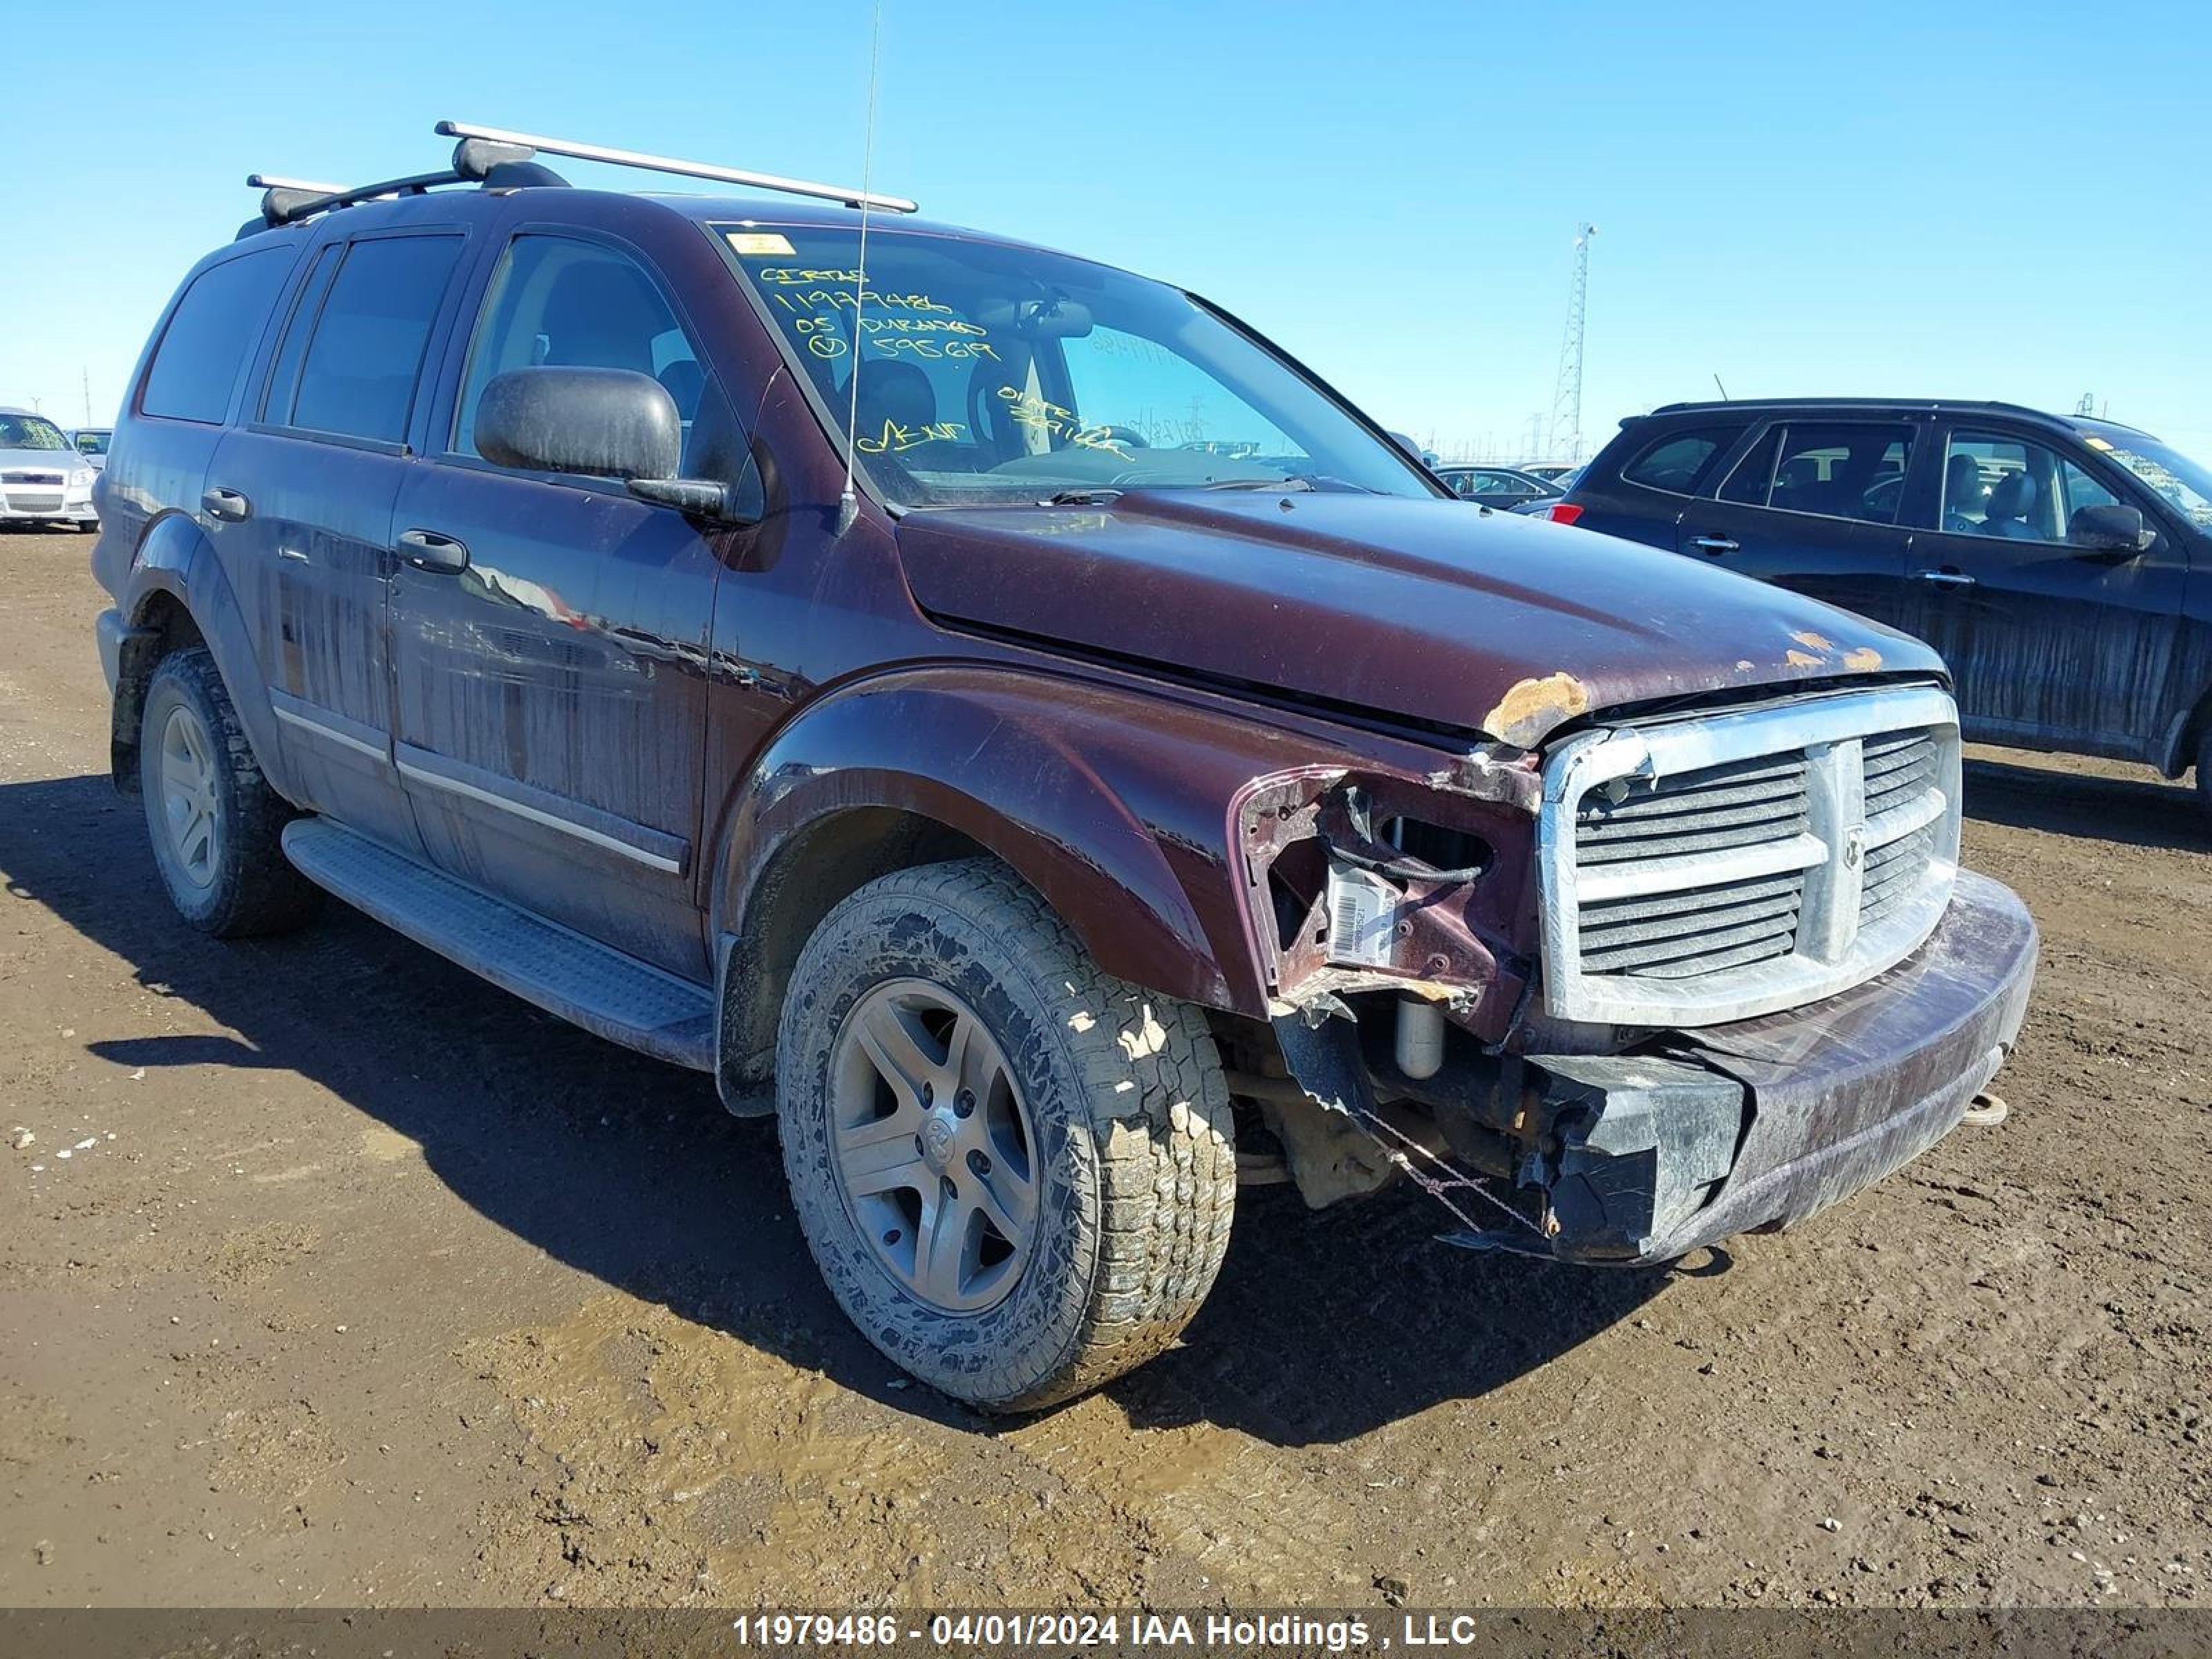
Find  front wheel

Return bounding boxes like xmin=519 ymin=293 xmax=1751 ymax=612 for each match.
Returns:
xmin=776 ymin=859 xmax=1236 ymax=1412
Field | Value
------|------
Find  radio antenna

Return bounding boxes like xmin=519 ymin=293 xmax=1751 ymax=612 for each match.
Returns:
xmin=835 ymin=0 xmax=887 ymax=536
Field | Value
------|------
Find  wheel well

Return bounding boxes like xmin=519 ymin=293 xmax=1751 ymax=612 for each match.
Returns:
xmin=717 ymin=808 xmax=993 ymax=1105
xmin=111 ymin=592 xmax=206 ymax=791
xmin=2177 ymin=685 xmax=2212 ymax=779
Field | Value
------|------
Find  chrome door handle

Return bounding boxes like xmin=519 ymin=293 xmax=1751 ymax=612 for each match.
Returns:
xmin=1689 ymin=535 xmax=1738 ymax=554
xmin=201 ymin=487 xmax=252 ymax=523
xmin=1914 ymin=568 xmax=1977 ymax=589
xmin=397 ymin=527 xmax=470 ymax=574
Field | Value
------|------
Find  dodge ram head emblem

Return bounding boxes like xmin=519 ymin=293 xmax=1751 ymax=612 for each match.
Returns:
xmin=1844 ymin=824 xmax=1866 ymax=869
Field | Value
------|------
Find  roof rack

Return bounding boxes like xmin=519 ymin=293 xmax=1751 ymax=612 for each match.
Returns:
xmin=242 ymin=120 xmax=917 ymax=241
xmin=435 ymin=120 xmax=918 ymax=214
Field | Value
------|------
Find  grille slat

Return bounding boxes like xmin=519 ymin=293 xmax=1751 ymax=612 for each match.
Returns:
xmin=1562 ymin=713 xmax=1956 ymax=995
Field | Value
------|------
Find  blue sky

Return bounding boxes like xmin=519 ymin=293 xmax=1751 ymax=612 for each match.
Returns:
xmin=8 ymin=0 xmax=2206 ymax=461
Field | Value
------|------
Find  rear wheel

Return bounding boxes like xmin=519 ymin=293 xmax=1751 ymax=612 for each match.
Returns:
xmin=776 ymin=859 xmax=1236 ymax=1412
xmin=138 ymin=647 xmax=319 ymax=937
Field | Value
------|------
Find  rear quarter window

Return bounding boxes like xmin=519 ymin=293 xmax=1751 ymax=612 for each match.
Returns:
xmin=1618 ymin=426 xmax=1743 ymax=495
xmin=139 ymin=249 xmax=296 ymax=424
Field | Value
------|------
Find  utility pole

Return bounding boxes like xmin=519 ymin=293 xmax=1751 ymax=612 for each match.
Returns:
xmin=1548 ymin=223 xmax=1596 ymax=464
xmin=82 ymin=367 xmax=93 ymax=427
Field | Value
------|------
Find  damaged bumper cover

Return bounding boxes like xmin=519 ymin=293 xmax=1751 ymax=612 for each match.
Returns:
xmin=1275 ymin=870 xmax=2038 ymax=1265
xmin=1524 ymin=869 xmax=2037 ymax=1263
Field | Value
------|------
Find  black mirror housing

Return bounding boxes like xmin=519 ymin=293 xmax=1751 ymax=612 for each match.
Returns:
xmin=2068 ymin=502 xmax=2154 ymax=556
xmin=475 ymin=366 xmax=681 ymax=482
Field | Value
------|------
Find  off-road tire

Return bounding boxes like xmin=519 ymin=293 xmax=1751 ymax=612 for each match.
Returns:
xmin=138 ymin=647 xmax=319 ymax=937
xmin=776 ymin=858 xmax=1236 ymax=1412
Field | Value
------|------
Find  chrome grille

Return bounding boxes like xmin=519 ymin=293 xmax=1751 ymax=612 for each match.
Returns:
xmin=1539 ymin=685 xmax=1961 ymax=1027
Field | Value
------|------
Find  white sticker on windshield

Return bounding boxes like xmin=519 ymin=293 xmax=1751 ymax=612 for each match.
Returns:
xmin=724 ymin=232 xmax=796 ymax=256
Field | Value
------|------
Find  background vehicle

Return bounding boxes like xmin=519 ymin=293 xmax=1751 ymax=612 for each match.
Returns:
xmin=1519 ymin=462 xmax=1578 ymax=484
xmin=68 ymin=426 xmax=114 ymax=470
xmin=90 ymin=126 xmax=2034 ymax=1412
xmin=1511 ymin=462 xmax=1582 ymax=511
xmin=1435 ymin=463 xmax=1562 ymax=510
xmin=1557 ymin=399 xmax=2212 ymax=817
xmin=0 ymin=406 xmax=100 ymax=529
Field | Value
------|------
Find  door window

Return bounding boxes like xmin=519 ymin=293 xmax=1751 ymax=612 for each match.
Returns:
xmin=139 ymin=248 xmax=295 ymax=424
xmin=1939 ymin=431 xmax=2114 ymax=544
xmin=1723 ymin=422 xmax=1913 ymax=525
xmin=284 ymin=236 xmax=465 ymax=444
xmin=453 ymin=235 xmax=736 ymax=479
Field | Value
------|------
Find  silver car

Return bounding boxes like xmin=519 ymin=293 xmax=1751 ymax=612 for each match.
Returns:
xmin=66 ymin=425 xmax=113 ymax=471
xmin=0 ymin=406 xmax=100 ymax=529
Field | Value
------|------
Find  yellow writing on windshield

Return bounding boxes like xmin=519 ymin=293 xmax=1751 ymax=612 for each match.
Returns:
xmin=857 ymin=419 xmax=968 ymax=456
xmin=996 ymin=387 xmax=1132 ymax=460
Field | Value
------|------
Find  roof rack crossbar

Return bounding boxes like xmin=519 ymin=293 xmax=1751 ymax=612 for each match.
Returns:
xmin=435 ymin=119 xmax=919 ymax=214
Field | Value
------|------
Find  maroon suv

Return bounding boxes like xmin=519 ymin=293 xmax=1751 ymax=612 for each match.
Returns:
xmin=90 ymin=126 xmax=2036 ymax=1410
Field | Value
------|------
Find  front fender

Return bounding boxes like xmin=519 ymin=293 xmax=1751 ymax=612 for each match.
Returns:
xmin=711 ymin=666 xmax=1362 ymax=1015
xmin=115 ymin=509 xmax=290 ymax=800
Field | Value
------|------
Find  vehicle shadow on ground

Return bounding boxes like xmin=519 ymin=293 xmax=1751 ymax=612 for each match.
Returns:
xmin=1961 ymin=755 xmax=2208 ymax=854
xmin=1 ymin=771 xmax=1667 ymax=1446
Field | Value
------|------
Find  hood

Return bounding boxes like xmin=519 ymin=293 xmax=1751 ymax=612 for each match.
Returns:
xmin=894 ymin=491 xmax=1942 ymax=749
xmin=0 ymin=446 xmax=82 ymax=472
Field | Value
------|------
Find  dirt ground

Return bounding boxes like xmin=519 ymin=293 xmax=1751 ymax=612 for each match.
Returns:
xmin=2 ymin=525 xmax=2206 ymax=1612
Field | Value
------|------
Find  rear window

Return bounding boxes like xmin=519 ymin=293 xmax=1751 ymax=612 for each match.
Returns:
xmin=1618 ymin=426 xmax=1741 ymax=494
xmin=287 ymin=236 xmax=464 ymax=445
xmin=140 ymin=249 xmax=294 ymax=424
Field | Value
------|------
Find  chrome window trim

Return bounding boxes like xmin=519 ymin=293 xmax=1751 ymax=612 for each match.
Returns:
xmin=1537 ymin=684 xmax=1961 ymax=1027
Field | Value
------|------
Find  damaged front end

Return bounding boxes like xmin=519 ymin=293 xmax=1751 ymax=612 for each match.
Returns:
xmin=1231 ymin=684 xmax=2040 ymax=1265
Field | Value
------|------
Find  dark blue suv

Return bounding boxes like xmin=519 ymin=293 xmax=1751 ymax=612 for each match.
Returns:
xmin=1557 ymin=399 xmax=2212 ymax=819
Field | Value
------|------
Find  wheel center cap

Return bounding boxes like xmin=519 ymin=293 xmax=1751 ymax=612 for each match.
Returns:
xmin=920 ymin=1111 xmax=958 ymax=1172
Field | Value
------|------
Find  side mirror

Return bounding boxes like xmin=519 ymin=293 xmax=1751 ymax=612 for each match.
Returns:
xmin=476 ymin=366 xmax=757 ymax=525
xmin=2068 ymin=502 xmax=2154 ymax=557
xmin=476 ymin=366 xmax=680 ymax=482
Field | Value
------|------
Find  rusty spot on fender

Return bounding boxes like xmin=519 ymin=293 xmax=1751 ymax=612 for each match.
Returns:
xmin=1785 ymin=650 xmax=1822 ymax=669
xmin=1483 ymin=671 xmax=1590 ymax=748
xmin=1792 ymin=630 xmax=1834 ymax=652
xmin=1843 ymin=645 xmax=1884 ymax=671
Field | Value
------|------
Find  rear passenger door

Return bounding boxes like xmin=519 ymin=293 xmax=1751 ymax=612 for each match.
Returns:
xmin=386 ymin=227 xmax=753 ymax=980
xmin=1674 ymin=419 xmax=1924 ymax=629
xmin=1901 ymin=424 xmax=2189 ymax=756
xmin=205 ymin=228 xmax=471 ymax=855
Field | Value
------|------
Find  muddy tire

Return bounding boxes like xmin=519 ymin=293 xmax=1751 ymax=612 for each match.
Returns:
xmin=776 ymin=859 xmax=1236 ymax=1412
xmin=138 ymin=647 xmax=319 ymax=937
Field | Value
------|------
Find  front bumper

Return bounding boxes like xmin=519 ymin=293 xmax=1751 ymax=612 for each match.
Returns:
xmin=1526 ymin=868 xmax=2038 ymax=1263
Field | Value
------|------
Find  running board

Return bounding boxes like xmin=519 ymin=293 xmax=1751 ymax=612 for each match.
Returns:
xmin=281 ymin=819 xmax=715 ymax=1071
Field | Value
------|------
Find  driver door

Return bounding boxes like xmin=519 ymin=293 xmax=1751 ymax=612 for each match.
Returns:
xmin=1902 ymin=424 xmax=2188 ymax=757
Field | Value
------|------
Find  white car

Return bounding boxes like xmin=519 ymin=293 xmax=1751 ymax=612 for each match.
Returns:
xmin=67 ymin=426 xmax=113 ymax=471
xmin=0 ymin=407 xmax=100 ymax=529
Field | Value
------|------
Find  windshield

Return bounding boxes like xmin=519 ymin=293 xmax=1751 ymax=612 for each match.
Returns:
xmin=718 ymin=224 xmax=1437 ymax=506
xmin=0 ymin=413 xmax=67 ymax=451
xmin=2088 ymin=431 xmax=2212 ymax=530
xmin=73 ymin=429 xmax=110 ymax=456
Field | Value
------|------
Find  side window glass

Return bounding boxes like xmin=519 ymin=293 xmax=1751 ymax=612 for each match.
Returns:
xmin=260 ymin=245 xmax=342 ymax=423
xmin=455 ymin=235 xmax=729 ymax=478
xmin=2058 ymin=457 xmax=2120 ymax=523
xmin=290 ymin=236 xmax=464 ymax=444
xmin=1943 ymin=431 xmax=2073 ymax=543
xmin=139 ymin=248 xmax=294 ymax=424
xmin=1744 ymin=423 xmax=1914 ymax=525
xmin=1620 ymin=426 xmax=1741 ymax=494
xmin=1718 ymin=427 xmax=1781 ymax=503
